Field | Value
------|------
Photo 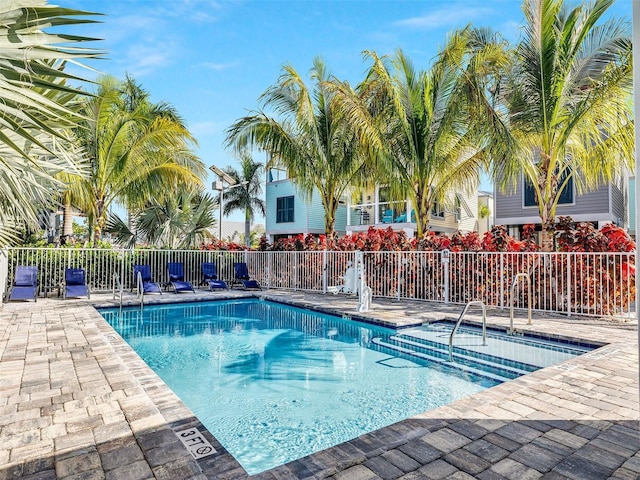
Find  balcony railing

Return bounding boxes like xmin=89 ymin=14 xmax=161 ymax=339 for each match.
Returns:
xmin=348 ymin=201 xmax=413 ymax=227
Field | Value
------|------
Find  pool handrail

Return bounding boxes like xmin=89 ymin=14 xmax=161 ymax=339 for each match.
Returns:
xmin=112 ymin=272 xmax=123 ymax=308
xmin=448 ymin=300 xmax=487 ymax=362
xmin=509 ymin=273 xmax=532 ymax=334
xmin=136 ymin=271 xmax=144 ymax=307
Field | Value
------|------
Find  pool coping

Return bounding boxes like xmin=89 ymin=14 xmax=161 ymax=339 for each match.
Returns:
xmin=0 ymin=290 xmax=638 ymax=479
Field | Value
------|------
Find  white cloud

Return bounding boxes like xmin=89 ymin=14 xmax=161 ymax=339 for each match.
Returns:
xmin=123 ymin=40 xmax=178 ymax=77
xmin=202 ymin=61 xmax=239 ymax=71
xmin=394 ymin=7 xmax=493 ymax=29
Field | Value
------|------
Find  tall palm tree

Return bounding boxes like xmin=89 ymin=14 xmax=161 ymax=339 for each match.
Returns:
xmin=216 ymin=153 xmax=266 ymax=247
xmin=225 ymin=57 xmax=367 ymax=236
xmin=69 ymin=75 xmax=206 ymax=244
xmin=0 ymin=1 xmax=101 ymax=245
xmin=329 ymin=31 xmax=507 ymax=237
xmin=492 ymin=0 xmax=633 ymax=250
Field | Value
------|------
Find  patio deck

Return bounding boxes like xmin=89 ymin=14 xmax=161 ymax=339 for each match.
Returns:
xmin=0 ymin=290 xmax=638 ymax=480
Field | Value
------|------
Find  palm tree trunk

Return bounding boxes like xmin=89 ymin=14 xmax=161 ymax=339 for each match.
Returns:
xmin=416 ymin=207 xmax=429 ymax=238
xmin=540 ymin=207 xmax=555 ymax=252
xmin=325 ymin=212 xmax=336 ymax=236
xmin=93 ymin=196 xmax=105 ymax=245
xmin=245 ymin=209 xmax=251 ymax=248
xmin=62 ymin=200 xmax=73 ymax=238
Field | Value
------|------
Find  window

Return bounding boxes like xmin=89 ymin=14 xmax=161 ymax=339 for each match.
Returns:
xmin=523 ymin=170 xmax=574 ymax=207
xmin=431 ymin=201 xmax=445 ymax=218
xmin=276 ymin=196 xmax=294 ymax=223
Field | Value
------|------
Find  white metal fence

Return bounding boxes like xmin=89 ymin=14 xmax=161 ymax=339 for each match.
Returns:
xmin=1 ymin=247 xmax=635 ymax=318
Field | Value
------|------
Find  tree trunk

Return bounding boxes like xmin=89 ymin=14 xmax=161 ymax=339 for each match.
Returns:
xmin=537 ymin=161 xmax=556 ymax=252
xmin=415 ymin=206 xmax=429 ymax=237
xmin=244 ymin=209 xmax=251 ymax=248
xmin=62 ymin=200 xmax=73 ymax=238
xmin=539 ymin=195 xmax=556 ymax=252
xmin=325 ymin=214 xmax=335 ymax=236
xmin=93 ymin=197 xmax=105 ymax=246
xmin=324 ymin=196 xmax=337 ymax=236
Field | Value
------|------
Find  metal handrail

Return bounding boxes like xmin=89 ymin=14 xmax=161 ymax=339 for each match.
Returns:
xmin=136 ymin=271 xmax=144 ymax=308
xmin=448 ymin=300 xmax=487 ymax=362
xmin=112 ymin=272 xmax=123 ymax=308
xmin=509 ymin=273 xmax=532 ymax=334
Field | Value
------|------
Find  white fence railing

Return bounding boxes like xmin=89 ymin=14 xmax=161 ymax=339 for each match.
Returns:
xmin=1 ymin=248 xmax=635 ymax=318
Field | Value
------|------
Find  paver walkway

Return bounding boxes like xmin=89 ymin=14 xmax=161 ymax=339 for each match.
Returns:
xmin=0 ymin=291 xmax=638 ymax=480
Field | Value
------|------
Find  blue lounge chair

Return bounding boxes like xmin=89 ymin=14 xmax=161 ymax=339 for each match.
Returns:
xmin=233 ymin=262 xmax=261 ymax=290
xmin=7 ymin=266 xmax=38 ymax=302
xmin=63 ymin=268 xmax=90 ymax=299
xmin=133 ymin=265 xmax=162 ymax=295
xmin=201 ymin=262 xmax=228 ymax=290
xmin=167 ymin=262 xmax=195 ymax=293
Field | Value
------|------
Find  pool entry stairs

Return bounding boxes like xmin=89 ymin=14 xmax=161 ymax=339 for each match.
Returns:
xmin=372 ymin=328 xmax=535 ymax=383
xmin=370 ymin=311 xmax=592 ymax=385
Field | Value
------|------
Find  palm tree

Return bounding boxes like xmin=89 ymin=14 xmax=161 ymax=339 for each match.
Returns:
xmin=491 ymin=0 xmax=633 ymax=250
xmin=0 ymin=2 xmax=101 ymax=245
xmin=106 ymin=190 xmax=217 ymax=248
xmin=69 ymin=75 xmax=206 ymax=244
xmin=216 ymin=153 xmax=266 ymax=247
xmin=225 ymin=57 xmax=367 ymax=236
xmin=329 ymin=32 xmax=507 ymax=237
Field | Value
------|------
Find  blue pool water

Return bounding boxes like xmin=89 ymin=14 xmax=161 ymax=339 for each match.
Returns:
xmin=100 ymin=299 xmax=593 ymax=474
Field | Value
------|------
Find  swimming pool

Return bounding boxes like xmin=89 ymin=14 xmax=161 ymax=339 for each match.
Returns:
xmin=100 ymin=299 xmax=593 ymax=474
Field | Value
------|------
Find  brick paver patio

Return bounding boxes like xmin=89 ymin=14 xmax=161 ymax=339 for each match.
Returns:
xmin=0 ymin=290 xmax=638 ymax=479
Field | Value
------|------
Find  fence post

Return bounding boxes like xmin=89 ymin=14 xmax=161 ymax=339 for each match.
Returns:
xmin=293 ymin=252 xmax=298 ymax=291
xmin=120 ymin=249 xmax=126 ymax=291
xmin=566 ymin=254 xmax=572 ymax=317
xmin=500 ymin=253 xmax=504 ymax=310
xmin=322 ymin=250 xmax=327 ymax=293
xmin=397 ymin=253 xmax=401 ymax=301
xmin=0 ymin=248 xmax=7 ymax=302
xmin=441 ymin=249 xmax=450 ymax=304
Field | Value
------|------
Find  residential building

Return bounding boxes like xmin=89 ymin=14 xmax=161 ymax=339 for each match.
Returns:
xmin=265 ymin=169 xmax=481 ymax=240
xmin=265 ymin=168 xmax=347 ymax=242
xmin=477 ymin=191 xmax=494 ymax=236
xmin=344 ymin=186 xmax=478 ymax=237
xmin=494 ymin=171 xmax=629 ymax=239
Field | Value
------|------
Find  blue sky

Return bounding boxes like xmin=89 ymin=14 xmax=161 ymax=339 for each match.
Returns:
xmin=65 ymin=0 xmax=632 ymax=222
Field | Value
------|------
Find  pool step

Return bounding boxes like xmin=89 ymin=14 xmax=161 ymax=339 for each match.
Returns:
xmin=391 ymin=333 xmax=539 ymax=373
xmin=371 ymin=338 xmax=515 ymax=383
xmin=388 ymin=335 xmax=532 ymax=377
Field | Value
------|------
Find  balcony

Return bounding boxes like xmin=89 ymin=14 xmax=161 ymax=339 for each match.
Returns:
xmin=347 ymin=200 xmax=415 ymax=230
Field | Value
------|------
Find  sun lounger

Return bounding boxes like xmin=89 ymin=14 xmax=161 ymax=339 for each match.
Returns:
xmin=202 ymin=262 xmax=228 ymax=290
xmin=7 ymin=266 xmax=38 ymax=302
xmin=233 ymin=262 xmax=261 ymax=289
xmin=63 ymin=268 xmax=90 ymax=299
xmin=133 ymin=265 xmax=162 ymax=295
xmin=167 ymin=262 xmax=195 ymax=293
